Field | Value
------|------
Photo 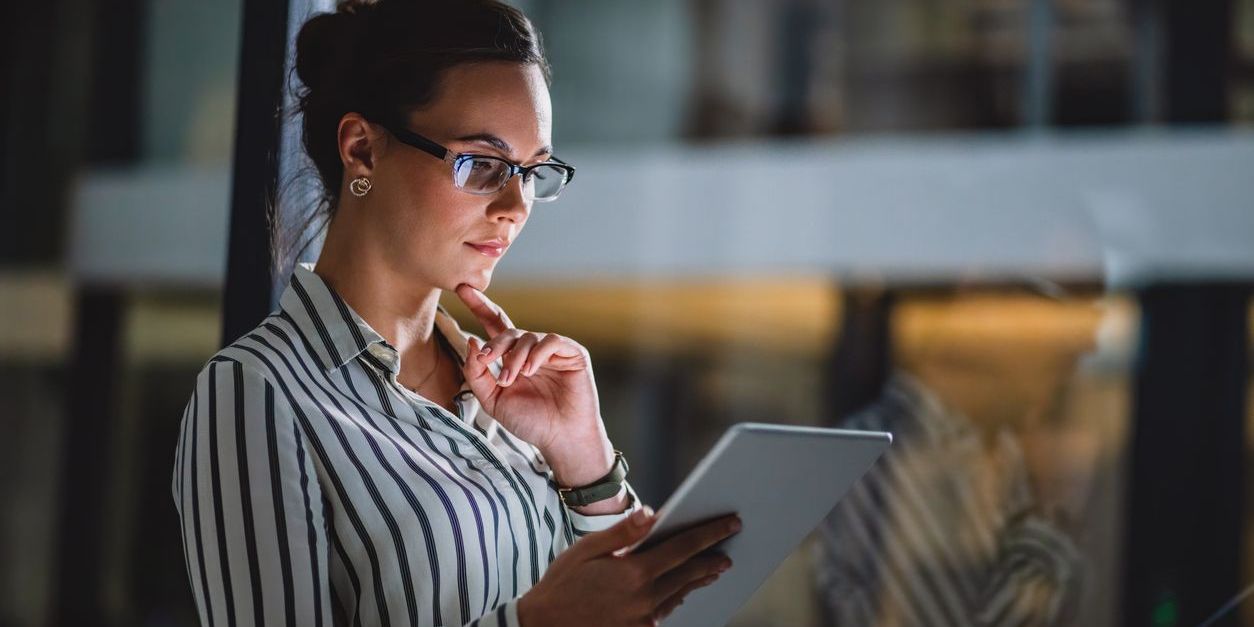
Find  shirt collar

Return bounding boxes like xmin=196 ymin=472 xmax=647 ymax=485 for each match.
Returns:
xmin=278 ymin=261 xmax=474 ymax=374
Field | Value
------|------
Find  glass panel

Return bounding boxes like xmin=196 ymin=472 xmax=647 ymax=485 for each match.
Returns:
xmin=813 ymin=288 xmax=1136 ymax=626
xmin=0 ymin=0 xmax=242 ymax=623
xmin=443 ymin=283 xmax=1140 ymax=625
xmin=6 ymin=0 xmax=1250 ymax=624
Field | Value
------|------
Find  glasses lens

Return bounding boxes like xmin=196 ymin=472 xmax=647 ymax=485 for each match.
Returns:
xmin=528 ymin=164 xmax=570 ymax=201
xmin=454 ymin=156 xmax=511 ymax=193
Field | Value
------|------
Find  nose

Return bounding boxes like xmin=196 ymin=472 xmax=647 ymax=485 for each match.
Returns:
xmin=487 ymin=173 xmax=530 ymax=223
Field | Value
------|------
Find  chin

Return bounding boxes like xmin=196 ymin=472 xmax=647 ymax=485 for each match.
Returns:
xmin=448 ymin=269 xmax=493 ymax=292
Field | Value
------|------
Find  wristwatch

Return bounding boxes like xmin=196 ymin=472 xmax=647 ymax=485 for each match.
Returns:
xmin=557 ymin=450 xmax=629 ymax=508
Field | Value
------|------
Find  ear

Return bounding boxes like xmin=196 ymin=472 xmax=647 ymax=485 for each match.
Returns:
xmin=337 ymin=112 xmax=383 ymax=176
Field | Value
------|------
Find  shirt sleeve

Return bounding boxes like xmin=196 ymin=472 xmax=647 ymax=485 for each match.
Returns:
xmin=463 ymin=597 xmax=523 ymax=627
xmin=172 ymin=358 xmax=335 ymax=626
xmin=564 ymin=479 xmax=645 ymax=537
xmin=974 ymin=511 xmax=1084 ymax=627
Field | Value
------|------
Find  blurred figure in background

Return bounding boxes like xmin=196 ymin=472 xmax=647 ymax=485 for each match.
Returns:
xmin=811 ymin=282 xmax=1105 ymax=626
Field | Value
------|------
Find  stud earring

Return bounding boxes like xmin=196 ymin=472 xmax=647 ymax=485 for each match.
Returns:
xmin=349 ymin=176 xmax=372 ymax=197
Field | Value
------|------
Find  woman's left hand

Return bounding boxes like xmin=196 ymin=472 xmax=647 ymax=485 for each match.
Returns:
xmin=453 ymin=283 xmax=607 ymax=460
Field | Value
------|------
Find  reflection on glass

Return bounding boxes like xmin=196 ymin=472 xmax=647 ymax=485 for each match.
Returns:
xmin=812 ymin=286 xmax=1135 ymax=626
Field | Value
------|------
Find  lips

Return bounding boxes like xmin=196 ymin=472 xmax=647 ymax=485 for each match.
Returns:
xmin=465 ymin=239 xmax=508 ymax=258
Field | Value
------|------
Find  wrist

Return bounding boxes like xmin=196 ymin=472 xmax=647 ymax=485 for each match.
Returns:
xmin=569 ymin=483 xmax=631 ymax=515
xmin=545 ymin=433 xmax=614 ymax=488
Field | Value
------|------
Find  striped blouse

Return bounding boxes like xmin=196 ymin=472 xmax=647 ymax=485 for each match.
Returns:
xmin=171 ymin=261 xmax=644 ymax=627
xmin=810 ymin=372 xmax=1083 ymax=627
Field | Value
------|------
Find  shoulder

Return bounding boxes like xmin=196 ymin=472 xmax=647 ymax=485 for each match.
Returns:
xmin=194 ymin=312 xmax=314 ymax=391
xmin=180 ymin=317 xmax=315 ymax=452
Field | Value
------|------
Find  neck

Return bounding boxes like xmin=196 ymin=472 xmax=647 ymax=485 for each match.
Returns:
xmin=313 ymin=213 xmax=443 ymax=367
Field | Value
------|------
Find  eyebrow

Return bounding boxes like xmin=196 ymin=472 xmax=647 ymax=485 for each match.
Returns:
xmin=452 ymin=132 xmax=553 ymax=160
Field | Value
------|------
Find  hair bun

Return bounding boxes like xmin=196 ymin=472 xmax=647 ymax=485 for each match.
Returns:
xmin=294 ymin=0 xmax=378 ymax=94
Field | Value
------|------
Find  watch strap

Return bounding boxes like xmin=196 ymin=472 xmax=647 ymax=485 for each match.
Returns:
xmin=558 ymin=450 xmax=629 ymax=508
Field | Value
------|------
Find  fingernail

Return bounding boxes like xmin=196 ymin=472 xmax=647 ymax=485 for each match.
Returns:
xmin=729 ymin=518 xmax=742 ymax=533
xmin=480 ymin=345 xmax=491 ymax=355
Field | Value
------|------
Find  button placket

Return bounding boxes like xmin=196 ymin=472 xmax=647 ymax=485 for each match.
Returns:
xmin=465 ymin=418 xmax=526 ymax=491
xmin=370 ymin=338 xmax=517 ymax=489
xmin=413 ymin=386 xmax=516 ymax=485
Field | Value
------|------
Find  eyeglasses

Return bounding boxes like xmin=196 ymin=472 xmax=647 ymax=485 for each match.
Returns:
xmin=377 ymin=122 xmax=576 ymax=202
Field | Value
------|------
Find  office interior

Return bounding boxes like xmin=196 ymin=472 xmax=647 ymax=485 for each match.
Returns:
xmin=2 ymin=0 xmax=1253 ymax=625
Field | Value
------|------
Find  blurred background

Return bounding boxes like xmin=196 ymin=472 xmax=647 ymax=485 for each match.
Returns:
xmin=2 ymin=0 xmax=1253 ymax=625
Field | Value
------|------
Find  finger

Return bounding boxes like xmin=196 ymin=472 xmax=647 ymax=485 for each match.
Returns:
xmin=638 ymin=514 xmax=741 ymax=577
xmin=570 ymin=505 xmax=656 ymax=559
xmin=454 ymin=284 xmax=515 ymax=337
xmin=652 ymin=553 xmax=731 ymax=605
xmin=654 ymin=572 xmax=721 ymax=622
xmin=498 ymin=333 xmax=540 ymax=386
xmin=478 ymin=328 xmax=524 ymax=363
xmin=520 ymin=334 xmax=584 ymax=376
xmin=462 ymin=336 xmax=501 ymax=400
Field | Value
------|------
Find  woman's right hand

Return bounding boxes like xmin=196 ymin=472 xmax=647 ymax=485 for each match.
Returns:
xmin=517 ymin=506 xmax=741 ymax=626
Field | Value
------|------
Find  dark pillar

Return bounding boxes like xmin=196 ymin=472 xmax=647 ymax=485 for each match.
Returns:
xmin=48 ymin=0 xmax=145 ymax=622
xmin=221 ymin=0 xmax=293 ymax=348
xmin=1121 ymin=284 xmax=1250 ymax=626
xmin=1161 ymin=0 xmax=1233 ymax=123
xmin=51 ymin=288 xmax=127 ymax=626
xmin=822 ymin=285 xmax=894 ymax=424
xmin=1120 ymin=1 xmax=1240 ymax=624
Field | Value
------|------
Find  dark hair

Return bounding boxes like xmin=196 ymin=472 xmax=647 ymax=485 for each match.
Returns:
xmin=273 ymin=0 xmax=551 ymax=275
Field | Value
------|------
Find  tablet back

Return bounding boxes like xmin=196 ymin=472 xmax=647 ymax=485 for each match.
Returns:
xmin=632 ymin=422 xmax=891 ymax=627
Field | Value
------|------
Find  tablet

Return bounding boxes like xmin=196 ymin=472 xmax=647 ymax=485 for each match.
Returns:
xmin=623 ymin=422 xmax=891 ymax=627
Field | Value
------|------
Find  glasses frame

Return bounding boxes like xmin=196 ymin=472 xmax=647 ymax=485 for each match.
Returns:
xmin=377 ymin=121 xmax=576 ymax=202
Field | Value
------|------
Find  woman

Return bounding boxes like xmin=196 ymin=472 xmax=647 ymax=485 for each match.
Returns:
xmin=171 ymin=1 xmax=740 ymax=625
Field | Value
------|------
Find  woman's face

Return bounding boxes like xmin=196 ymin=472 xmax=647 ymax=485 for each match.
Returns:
xmin=347 ymin=61 xmax=553 ymax=292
